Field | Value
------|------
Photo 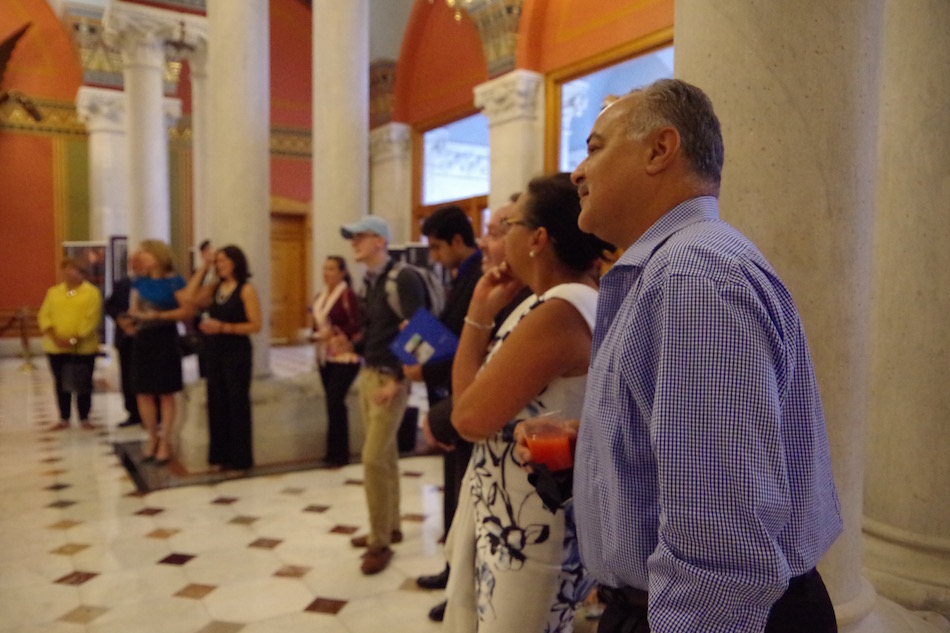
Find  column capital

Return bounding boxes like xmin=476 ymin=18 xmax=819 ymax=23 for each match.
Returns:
xmin=474 ymin=69 xmax=543 ymax=125
xmin=103 ymin=1 xmax=207 ymax=68
xmin=76 ymin=86 xmax=126 ymax=133
xmin=369 ymin=122 xmax=411 ymax=164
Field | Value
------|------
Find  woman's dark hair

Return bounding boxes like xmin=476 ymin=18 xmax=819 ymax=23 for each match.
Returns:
xmin=220 ymin=245 xmax=251 ymax=283
xmin=326 ymin=255 xmax=352 ymax=286
xmin=522 ymin=172 xmax=614 ymax=273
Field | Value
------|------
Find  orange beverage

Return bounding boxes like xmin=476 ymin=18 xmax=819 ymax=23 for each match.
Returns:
xmin=525 ymin=431 xmax=573 ymax=472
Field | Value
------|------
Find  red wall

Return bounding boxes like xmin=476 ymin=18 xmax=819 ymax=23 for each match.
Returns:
xmin=0 ymin=0 xmax=83 ymax=310
xmin=393 ymin=1 xmax=487 ymax=127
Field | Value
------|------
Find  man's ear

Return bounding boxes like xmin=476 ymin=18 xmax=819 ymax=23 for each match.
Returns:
xmin=645 ymin=127 xmax=681 ymax=175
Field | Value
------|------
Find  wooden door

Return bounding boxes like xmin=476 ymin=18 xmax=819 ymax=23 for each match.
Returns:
xmin=270 ymin=214 xmax=307 ymax=344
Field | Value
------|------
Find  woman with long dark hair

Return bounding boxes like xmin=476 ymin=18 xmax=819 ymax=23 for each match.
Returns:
xmin=179 ymin=244 xmax=262 ymax=472
xmin=311 ymin=255 xmax=362 ymax=466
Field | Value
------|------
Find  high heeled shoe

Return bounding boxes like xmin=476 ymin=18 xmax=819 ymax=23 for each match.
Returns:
xmin=142 ymin=436 xmax=159 ymax=462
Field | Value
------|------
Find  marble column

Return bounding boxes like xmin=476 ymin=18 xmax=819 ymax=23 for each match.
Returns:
xmin=369 ymin=123 xmax=413 ymax=246
xmin=206 ymin=0 xmax=271 ymax=377
xmin=185 ymin=40 xmax=211 ymax=248
xmin=863 ymin=0 xmax=950 ymax=618
xmin=473 ymin=69 xmax=544 ymax=210
xmin=103 ymin=3 xmax=174 ymax=247
xmin=675 ymin=2 xmax=943 ymax=631
xmin=75 ymin=86 xmax=128 ymax=241
xmin=311 ymin=0 xmax=369 ymax=285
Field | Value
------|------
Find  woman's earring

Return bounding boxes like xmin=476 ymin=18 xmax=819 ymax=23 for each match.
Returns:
xmin=529 ymin=251 xmax=535 ymax=258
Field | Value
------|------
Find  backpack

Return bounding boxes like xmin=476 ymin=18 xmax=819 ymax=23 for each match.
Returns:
xmin=384 ymin=261 xmax=446 ymax=319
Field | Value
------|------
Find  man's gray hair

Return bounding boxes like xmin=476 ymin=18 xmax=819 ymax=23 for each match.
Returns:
xmin=626 ymin=79 xmax=724 ymax=186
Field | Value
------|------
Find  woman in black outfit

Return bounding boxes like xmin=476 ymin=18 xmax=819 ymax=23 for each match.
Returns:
xmin=179 ymin=245 xmax=262 ymax=472
xmin=311 ymin=255 xmax=362 ymax=466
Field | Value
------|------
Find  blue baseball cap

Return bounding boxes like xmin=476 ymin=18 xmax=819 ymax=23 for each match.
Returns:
xmin=340 ymin=216 xmax=391 ymax=241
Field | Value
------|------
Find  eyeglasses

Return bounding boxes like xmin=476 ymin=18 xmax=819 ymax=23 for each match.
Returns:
xmin=501 ymin=217 xmax=535 ymax=230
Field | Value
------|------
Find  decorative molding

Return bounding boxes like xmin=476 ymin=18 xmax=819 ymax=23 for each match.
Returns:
xmin=270 ymin=127 xmax=313 ymax=158
xmin=370 ymin=123 xmax=411 ymax=164
xmin=75 ymin=86 xmax=126 ymax=133
xmin=0 ymin=98 xmax=87 ymax=136
xmin=474 ymin=69 xmax=543 ymax=125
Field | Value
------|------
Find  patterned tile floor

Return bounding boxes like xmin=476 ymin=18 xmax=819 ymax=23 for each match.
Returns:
xmin=0 ymin=348 xmax=448 ymax=633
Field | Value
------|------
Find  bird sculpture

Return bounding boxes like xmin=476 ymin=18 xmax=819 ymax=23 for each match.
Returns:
xmin=0 ymin=23 xmax=43 ymax=122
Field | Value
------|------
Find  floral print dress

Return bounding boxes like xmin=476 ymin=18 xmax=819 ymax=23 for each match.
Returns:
xmin=444 ymin=283 xmax=598 ymax=633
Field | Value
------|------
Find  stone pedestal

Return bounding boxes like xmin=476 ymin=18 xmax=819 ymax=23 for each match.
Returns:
xmin=175 ymin=372 xmax=365 ymax=473
xmin=370 ymin=123 xmax=413 ymax=245
xmin=474 ymin=69 xmax=544 ymax=208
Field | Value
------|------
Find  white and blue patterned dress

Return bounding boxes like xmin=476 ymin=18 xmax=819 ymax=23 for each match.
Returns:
xmin=444 ymin=282 xmax=598 ymax=633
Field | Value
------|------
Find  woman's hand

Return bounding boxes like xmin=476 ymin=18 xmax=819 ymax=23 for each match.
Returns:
xmin=513 ymin=417 xmax=579 ymax=471
xmin=468 ymin=261 xmax=525 ymax=325
xmin=199 ymin=317 xmax=226 ymax=335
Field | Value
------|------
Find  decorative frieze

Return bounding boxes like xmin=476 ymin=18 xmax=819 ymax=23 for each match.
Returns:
xmin=370 ymin=59 xmax=397 ymax=129
xmin=473 ymin=68 xmax=543 ymax=126
xmin=0 ymin=98 xmax=87 ymax=136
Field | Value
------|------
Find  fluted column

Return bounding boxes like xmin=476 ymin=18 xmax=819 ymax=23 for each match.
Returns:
xmin=369 ymin=123 xmax=412 ymax=246
xmin=206 ymin=0 xmax=271 ymax=377
xmin=76 ymin=86 xmax=128 ymax=241
xmin=103 ymin=2 xmax=174 ymax=247
xmin=863 ymin=0 xmax=950 ymax=617
xmin=312 ymin=0 xmax=369 ymax=284
xmin=474 ymin=69 xmax=544 ymax=208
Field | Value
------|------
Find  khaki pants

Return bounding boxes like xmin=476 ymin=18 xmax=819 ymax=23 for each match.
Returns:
xmin=358 ymin=367 xmax=410 ymax=548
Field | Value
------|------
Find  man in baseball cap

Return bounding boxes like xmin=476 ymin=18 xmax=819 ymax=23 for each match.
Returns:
xmin=337 ymin=214 xmax=426 ymax=575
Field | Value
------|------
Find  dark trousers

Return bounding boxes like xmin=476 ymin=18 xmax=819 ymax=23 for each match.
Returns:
xmin=48 ymin=354 xmax=96 ymax=421
xmin=442 ymin=440 xmax=473 ymax=535
xmin=205 ymin=339 xmax=253 ymax=470
xmin=598 ymin=569 xmax=836 ymax=633
xmin=318 ymin=361 xmax=361 ymax=465
xmin=116 ymin=339 xmax=140 ymax=422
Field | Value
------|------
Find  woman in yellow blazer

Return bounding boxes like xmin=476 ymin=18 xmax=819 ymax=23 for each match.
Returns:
xmin=38 ymin=257 xmax=102 ymax=430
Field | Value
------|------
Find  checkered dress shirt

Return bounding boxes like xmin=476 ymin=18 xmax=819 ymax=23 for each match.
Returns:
xmin=574 ymin=196 xmax=842 ymax=632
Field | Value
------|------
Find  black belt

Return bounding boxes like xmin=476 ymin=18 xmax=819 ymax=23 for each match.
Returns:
xmin=599 ymin=568 xmax=817 ymax=609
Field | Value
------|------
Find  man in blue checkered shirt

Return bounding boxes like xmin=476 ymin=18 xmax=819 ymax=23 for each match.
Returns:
xmin=566 ymin=79 xmax=843 ymax=632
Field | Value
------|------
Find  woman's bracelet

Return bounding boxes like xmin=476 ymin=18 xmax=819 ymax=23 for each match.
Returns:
xmin=463 ymin=315 xmax=493 ymax=331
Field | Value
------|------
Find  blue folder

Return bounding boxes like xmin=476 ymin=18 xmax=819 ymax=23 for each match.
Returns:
xmin=389 ymin=308 xmax=459 ymax=365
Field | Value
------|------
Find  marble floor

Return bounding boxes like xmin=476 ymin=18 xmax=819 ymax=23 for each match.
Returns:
xmin=0 ymin=348 xmax=451 ymax=633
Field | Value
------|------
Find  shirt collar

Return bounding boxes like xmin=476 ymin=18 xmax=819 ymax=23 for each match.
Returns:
xmin=615 ymin=196 xmax=720 ymax=269
xmin=364 ymin=256 xmax=391 ymax=285
xmin=455 ymin=250 xmax=482 ymax=278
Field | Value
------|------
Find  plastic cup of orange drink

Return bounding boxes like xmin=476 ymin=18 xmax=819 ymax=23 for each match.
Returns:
xmin=523 ymin=418 xmax=574 ymax=472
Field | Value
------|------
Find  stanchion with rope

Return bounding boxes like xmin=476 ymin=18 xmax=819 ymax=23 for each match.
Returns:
xmin=0 ymin=307 xmax=38 ymax=372
xmin=17 ymin=307 xmax=37 ymax=372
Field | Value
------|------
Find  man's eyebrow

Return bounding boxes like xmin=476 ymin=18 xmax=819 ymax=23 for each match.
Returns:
xmin=586 ymin=132 xmax=603 ymax=145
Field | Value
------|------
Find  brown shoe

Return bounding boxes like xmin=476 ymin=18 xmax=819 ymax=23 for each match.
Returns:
xmin=350 ymin=530 xmax=403 ymax=548
xmin=360 ymin=546 xmax=393 ymax=575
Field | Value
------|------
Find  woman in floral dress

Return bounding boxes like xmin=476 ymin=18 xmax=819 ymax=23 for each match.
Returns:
xmin=445 ymin=172 xmax=614 ymax=633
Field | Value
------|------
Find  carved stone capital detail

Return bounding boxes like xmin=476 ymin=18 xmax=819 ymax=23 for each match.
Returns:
xmin=103 ymin=1 xmax=208 ymax=69
xmin=474 ymin=69 xmax=543 ymax=125
xmin=76 ymin=86 xmax=126 ymax=133
xmin=370 ymin=123 xmax=412 ymax=163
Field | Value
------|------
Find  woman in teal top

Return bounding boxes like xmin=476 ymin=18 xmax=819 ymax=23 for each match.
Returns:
xmin=128 ymin=240 xmax=192 ymax=465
